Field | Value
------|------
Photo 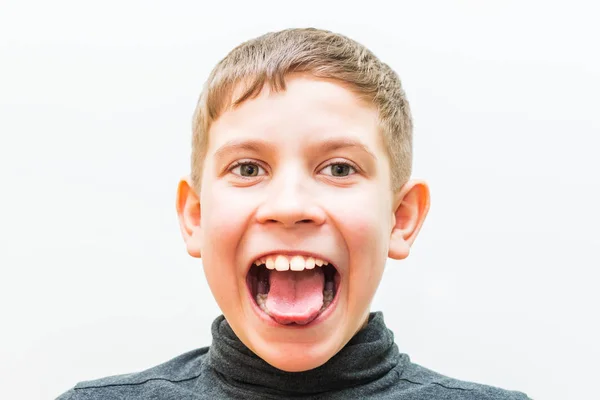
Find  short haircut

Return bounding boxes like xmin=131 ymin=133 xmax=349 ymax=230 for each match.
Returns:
xmin=191 ymin=28 xmax=412 ymax=192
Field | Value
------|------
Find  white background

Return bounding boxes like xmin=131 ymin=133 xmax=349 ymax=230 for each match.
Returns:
xmin=1 ymin=1 xmax=598 ymax=399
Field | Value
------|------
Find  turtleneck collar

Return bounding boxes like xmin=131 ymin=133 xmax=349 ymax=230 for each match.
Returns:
xmin=206 ymin=312 xmax=403 ymax=396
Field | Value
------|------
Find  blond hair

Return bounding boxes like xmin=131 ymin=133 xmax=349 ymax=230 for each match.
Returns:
xmin=191 ymin=28 xmax=412 ymax=192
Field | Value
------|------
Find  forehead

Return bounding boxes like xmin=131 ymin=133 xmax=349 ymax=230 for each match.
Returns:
xmin=206 ymin=76 xmax=385 ymax=156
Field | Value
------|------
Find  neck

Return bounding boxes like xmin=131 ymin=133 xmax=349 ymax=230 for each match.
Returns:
xmin=206 ymin=312 xmax=402 ymax=396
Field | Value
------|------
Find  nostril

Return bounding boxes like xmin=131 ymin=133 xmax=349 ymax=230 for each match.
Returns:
xmin=299 ymin=219 xmax=312 ymax=224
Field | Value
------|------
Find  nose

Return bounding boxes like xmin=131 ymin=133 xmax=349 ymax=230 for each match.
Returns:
xmin=255 ymin=172 xmax=326 ymax=227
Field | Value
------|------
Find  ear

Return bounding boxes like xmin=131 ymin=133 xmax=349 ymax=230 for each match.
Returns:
xmin=388 ymin=179 xmax=431 ymax=260
xmin=176 ymin=176 xmax=202 ymax=258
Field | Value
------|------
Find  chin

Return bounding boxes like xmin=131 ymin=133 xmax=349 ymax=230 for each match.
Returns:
xmin=254 ymin=339 xmax=339 ymax=372
xmin=234 ymin=305 xmax=350 ymax=373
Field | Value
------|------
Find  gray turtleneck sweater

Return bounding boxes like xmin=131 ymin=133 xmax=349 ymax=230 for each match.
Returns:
xmin=56 ymin=312 xmax=530 ymax=399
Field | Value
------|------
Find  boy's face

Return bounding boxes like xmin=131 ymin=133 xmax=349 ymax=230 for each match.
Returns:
xmin=177 ymin=75 xmax=429 ymax=372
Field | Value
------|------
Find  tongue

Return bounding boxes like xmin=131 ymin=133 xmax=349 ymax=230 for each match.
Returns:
xmin=266 ymin=268 xmax=325 ymax=325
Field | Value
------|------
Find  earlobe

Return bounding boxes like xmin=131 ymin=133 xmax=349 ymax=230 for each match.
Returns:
xmin=388 ymin=180 xmax=430 ymax=260
xmin=176 ymin=176 xmax=202 ymax=258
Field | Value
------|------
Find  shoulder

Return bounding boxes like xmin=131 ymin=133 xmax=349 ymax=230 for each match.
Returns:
xmin=55 ymin=347 xmax=209 ymax=400
xmin=395 ymin=357 xmax=531 ymax=400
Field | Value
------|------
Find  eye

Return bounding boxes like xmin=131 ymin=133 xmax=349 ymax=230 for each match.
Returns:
xmin=320 ymin=162 xmax=357 ymax=177
xmin=230 ymin=161 xmax=266 ymax=177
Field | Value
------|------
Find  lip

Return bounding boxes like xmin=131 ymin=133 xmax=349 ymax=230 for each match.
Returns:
xmin=245 ymin=249 xmax=343 ymax=328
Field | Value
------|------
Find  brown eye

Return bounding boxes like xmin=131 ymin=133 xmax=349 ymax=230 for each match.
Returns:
xmin=231 ymin=162 xmax=265 ymax=177
xmin=241 ymin=164 xmax=258 ymax=176
xmin=321 ymin=162 xmax=356 ymax=177
xmin=331 ymin=164 xmax=350 ymax=177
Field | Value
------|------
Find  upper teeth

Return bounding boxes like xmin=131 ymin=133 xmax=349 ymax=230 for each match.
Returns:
xmin=254 ymin=255 xmax=329 ymax=271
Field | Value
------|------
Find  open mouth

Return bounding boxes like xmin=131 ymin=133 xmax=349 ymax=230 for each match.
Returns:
xmin=246 ymin=255 xmax=340 ymax=326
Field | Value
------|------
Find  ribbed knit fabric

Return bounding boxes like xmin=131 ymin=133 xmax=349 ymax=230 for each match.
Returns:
xmin=56 ymin=312 xmax=530 ymax=399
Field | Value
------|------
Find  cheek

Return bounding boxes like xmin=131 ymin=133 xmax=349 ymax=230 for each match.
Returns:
xmin=199 ymin=183 xmax=256 ymax=305
xmin=331 ymin=185 xmax=391 ymax=247
xmin=201 ymin=183 xmax=252 ymax=244
xmin=331 ymin=185 xmax=391 ymax=298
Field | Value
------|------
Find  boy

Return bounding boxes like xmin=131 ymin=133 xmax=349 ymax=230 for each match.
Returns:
xmin=57 ymin=28 xmax=529 ymax=399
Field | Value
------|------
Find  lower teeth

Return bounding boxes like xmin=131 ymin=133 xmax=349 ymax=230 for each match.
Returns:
xmin=256 ymin=288 xmax=335 ymax=316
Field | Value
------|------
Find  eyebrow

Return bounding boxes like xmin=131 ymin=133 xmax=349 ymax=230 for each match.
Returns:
xmin=315 ymin=138 xmax=377 ymax=160
xmin=213 ymin=139 xmax=274 ymax=160
xmin=213 ymin=137 xmax=377 ymax=161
